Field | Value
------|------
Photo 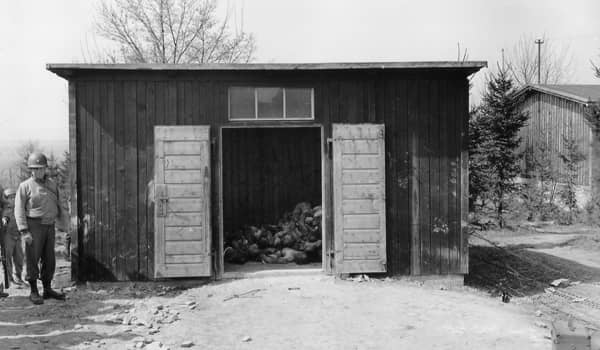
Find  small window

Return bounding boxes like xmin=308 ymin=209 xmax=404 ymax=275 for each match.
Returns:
xmin=229 ymin=87 xmax=314 ymax=120
xmin=257 ymin=88 xmax=283 ymax=119
xmin=285 ymin=88 xmax=313 ymax=119
xmin=229 ymin=87 xmax=255 ymax=120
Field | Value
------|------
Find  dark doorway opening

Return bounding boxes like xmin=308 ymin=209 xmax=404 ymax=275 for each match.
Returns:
xmin=221 ymin=126 xmax=323 ymax=275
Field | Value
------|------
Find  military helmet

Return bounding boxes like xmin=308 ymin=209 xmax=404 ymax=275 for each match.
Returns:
xmin=3 ymin=188 xmax=15 ymax=197
xmin=27 ymin=152 xmax=48 ymax=168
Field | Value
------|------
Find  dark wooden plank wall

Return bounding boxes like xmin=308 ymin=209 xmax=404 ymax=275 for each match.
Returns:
xmin=519 ymin=92 xmax=592 ymax=185
xmin=74 ymin=70 xmax=469 ymax=280
xmin=221 ymin=128 xmax=322 ymax=235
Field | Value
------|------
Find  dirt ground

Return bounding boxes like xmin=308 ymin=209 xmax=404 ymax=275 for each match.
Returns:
xmin=466 ymin=223 xmax=600 ymax=330
xmin=2 ymin=225 xmax=600 ymax=349
xmin=0 ymin=273 xmax=551 ymax=350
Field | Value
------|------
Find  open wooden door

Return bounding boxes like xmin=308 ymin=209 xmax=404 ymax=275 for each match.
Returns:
xmin=154 ymin=126 xmax=212 ymax=278
xmin=333 ymin=124 xmax=386 ymax=274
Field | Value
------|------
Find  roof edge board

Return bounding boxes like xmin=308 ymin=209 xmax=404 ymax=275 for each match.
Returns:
xmin=46 ymin=61 xmax=487 ymax=79
xmin=514 ymin=84 xmax=594 ymax=105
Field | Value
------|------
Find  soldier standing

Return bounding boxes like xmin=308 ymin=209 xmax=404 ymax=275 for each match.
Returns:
xmin=0 ymin=184 xmax=8 ymax=298
xmin=2 ymin=188 xmax=25 ymax=285
xmin=15 ymin=152 xmax=66 ymax=304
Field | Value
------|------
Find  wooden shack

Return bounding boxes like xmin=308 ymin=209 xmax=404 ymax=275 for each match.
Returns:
xmin=47 ymin=61 xmax=486 ymax=281
xmin=515 ymin=84 xmax=600 ymax=190
xmin=515 ymin=85 xmax=600 ymax=210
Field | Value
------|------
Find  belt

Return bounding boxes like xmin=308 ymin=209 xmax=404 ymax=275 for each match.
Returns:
xmin=26 ymin=217 xmax=53 ymax=225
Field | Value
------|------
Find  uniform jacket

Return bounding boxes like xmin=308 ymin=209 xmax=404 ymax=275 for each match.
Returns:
xmin=0 ymin=185 xmax=6 ymax=214
xmin=15 ymin=176 xmax=62 ymax=231
xmin=2 ymin=200 xmax=19 ymax=239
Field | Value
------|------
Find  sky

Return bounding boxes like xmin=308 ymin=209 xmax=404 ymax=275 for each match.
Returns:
xmin=0 ymin=0 xmax=599 ymax=143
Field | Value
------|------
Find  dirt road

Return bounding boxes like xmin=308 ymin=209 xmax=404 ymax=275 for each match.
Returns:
xmin=0 ymin=273 xmax=550 ymax=350
xmin=467 ymin=224 xmax=600 ymax=330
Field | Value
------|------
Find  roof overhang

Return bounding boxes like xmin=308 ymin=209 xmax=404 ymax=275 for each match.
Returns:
xmin=47 ymin=61 xmax=487 ymax=79
xmin=514 ymin=84 xmax=596 ymax=105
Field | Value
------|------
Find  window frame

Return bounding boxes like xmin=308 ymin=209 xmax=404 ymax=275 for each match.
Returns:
xmin=228 ymin=87 xmax=315 ymax=121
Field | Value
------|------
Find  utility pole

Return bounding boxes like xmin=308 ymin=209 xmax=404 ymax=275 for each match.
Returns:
xmin=535 ymin=38 xmax=544 ymax=84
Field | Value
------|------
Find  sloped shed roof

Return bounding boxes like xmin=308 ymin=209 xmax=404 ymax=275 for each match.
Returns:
xmin=515 ymin=84 xmax=600 ymax=105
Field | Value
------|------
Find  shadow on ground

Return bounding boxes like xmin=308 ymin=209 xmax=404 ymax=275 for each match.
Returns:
xmin=0 ymin=258 xmax=207 ymax=349
xmin=465 ymin=245 xmax=600 ymax=297
xmin=0 ymin=290 xmax=137 ymax=350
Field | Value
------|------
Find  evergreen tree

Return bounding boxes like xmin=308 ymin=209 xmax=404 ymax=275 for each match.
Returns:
xmin=559 ymin=134 xmax=586 ymax=224
xmin=468 ymin=106 xmax=493 ymax=211
xmin=584 ymin=102 xmax=600 ymax=221
xmin=56 ymin=151 xmax=72 ymax=212
xmin=522 ymin=139 xmax=560 ymax=221
xmin=477 ymin=65 xmax=528 ymax=227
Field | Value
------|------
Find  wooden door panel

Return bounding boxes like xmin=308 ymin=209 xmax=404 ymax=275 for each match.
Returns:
xmin=164 ymin=170 xmax=204 ymax=184
xmin=165 ymin=184 xmax=204 ymax=197
xmin=165 ymin=226 xmax=201 ymax=240
xmin=154 ymin=125 xmax=211 ymax=278
xmin=164 ymin=155 xmax=205 ymax=170
xmin=333 ymin=124 xmax=386 ymax=274
xmin=163 ymin=141 xmax=208 ymax=155
xmin=166 ymin=198 xmax=204 ymax=212
xmin=165 ymin=241 xmax=204 ymax=255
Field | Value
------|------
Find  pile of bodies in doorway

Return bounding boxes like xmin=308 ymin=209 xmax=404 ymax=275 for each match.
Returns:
xmin=224 ymin=202 xmax=322 ymax=265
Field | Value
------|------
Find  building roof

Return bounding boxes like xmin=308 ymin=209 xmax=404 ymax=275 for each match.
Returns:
xmin=47 ymin=61 xmax=487 ymax=79
xmin=515 ymin=84 xmax=600 ymax=105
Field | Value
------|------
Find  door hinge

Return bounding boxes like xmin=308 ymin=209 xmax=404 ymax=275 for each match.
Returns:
xmin=326 ymin=138 xmax=333 ymax=159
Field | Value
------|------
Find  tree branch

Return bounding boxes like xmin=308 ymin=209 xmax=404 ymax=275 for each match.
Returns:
xmin=95 ymin=0 xmax=255 ymax=64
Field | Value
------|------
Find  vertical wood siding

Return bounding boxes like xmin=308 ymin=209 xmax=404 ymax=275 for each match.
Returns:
xmin=519 ymin=92 xmax=592 ymax=185
xmin=73 ymin=70 xmax=469 ymax=280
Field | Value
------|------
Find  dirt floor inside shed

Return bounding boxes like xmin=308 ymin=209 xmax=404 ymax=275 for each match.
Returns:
xmin=3 ymin=225 xmax=600 ymax=349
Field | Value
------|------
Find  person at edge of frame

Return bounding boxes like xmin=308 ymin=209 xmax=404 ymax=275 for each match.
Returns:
xmin=2 ymin=187 xmax=25 ymax=286
xmin=0 ymin=183 xmax=8 ymax=298
xmin=15 ymin=152 xmax=66 ymax=305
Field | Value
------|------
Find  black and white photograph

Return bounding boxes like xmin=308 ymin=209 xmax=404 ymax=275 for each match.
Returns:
xmin=1 ymin=0 xmax=600 ymax=349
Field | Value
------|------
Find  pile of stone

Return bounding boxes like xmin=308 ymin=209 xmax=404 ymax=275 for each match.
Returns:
xmin=105 ymin=303 xmax=179 ymax=329
xmin=224 ymin=202 xmax=322 ymax=264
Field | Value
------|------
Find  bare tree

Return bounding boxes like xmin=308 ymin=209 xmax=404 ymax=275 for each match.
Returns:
xmin=95 ymin=0 xmax=256 ymax=64
xmin=507 ymin=34 xmax=574 ymax=86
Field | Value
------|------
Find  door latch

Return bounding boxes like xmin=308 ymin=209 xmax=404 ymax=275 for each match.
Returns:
xmin=326 ymin=138 xmax=333 ymax=159
xmin=157 ymin=197 xmax=169 ymax=217
xmin=155 ymin=184 xmax=169 ymax=217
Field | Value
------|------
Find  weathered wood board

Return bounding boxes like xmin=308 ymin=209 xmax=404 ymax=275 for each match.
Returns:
xmin=154 ymin=125 xmax=212 ymax=278
xmin=333 ymin=124 xmax=387 ymax=273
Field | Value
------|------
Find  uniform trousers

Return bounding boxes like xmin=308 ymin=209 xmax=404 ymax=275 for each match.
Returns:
xmin=24 ymin=218 xmax=55 ymax=283
xmin=2 ymin=231 xmax=23 ymax=279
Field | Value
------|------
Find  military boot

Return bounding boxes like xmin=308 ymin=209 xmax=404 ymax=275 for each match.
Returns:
xmin=29 ymin=280 xmax=43 ymax=305
xmin=0 ymin=284 xmax=8 ymax=298
xmin=13 ymin=275 xmax=24 ymax=286
xmin=42 ymin=281 xmax=65 ymax=301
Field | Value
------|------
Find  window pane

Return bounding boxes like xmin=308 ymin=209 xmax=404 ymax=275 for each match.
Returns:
xmin=257 ymin=88 xmax=283 ymax=119
xmin=230 ymin=87 xmax=255 ymax=119
xmin=285 ymin=88 xmax=312 ymax=119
